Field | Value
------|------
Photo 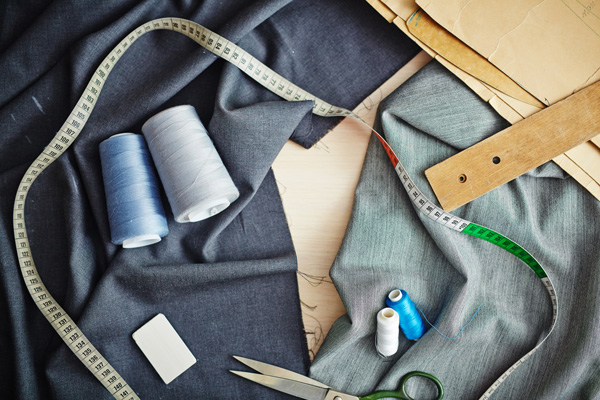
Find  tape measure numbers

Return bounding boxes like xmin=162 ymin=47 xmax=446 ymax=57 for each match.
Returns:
xmin=13 ymin=18 xmax=558 ymax=399
xmin=12 ymin=24 xmax=151 ymax=400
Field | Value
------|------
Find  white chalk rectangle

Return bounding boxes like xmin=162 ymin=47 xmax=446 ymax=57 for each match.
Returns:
xmin=132 ymin=313 xmax=196 ymax=384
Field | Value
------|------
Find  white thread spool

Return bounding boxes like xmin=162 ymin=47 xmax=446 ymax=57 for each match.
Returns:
xmin=142 ymin=105 xmax=240 ymax=223
xmin=376 ymin=307 xmax=400 ymax=357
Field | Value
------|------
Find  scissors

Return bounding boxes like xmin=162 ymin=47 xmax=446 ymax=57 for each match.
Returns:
xmin=230 ymin=356 xmax=443 ymax=400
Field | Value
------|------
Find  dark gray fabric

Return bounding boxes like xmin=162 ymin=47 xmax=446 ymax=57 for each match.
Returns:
xmin=0 ymin=0 xmax=420 ymax=399
xmin=310 ymin=61 xmax=600 ymax=399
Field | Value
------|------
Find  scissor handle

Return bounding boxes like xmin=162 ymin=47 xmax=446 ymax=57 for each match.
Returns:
xmin=360 ymin=371 xmax=443 ymax=400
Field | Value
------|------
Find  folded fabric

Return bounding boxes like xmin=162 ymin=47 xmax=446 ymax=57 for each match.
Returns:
xmin=0 ymin=0 xmax=419 ymax=398
xmin=310 ymin=61 xmax=600 ymax=399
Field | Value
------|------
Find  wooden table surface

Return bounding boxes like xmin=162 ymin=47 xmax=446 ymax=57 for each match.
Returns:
xmin=272 ymin=51 xmax=432 ymax=359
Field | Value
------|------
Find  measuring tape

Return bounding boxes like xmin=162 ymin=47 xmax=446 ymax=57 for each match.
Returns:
xmin=13 ymin=17 xmax=557 ymax=399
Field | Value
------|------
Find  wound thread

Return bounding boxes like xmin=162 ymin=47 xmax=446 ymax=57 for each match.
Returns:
xmin=375 ymin=307 xmax=400 ymax=357
xmin=142 ymin=105 xmax=239 ymax=223
xmin=386 ymin=289 xmax=427 ymax=341
xmin=99 ymin=133 xmax=169 ymax=248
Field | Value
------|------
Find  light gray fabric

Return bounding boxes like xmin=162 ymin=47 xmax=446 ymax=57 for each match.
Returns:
xmin=310 ymin=61 xmax=600 ymax=399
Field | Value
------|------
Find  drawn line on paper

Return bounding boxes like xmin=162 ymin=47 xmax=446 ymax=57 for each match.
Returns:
xmin=563 ymin=0 xmax=600 ymax=37
xmin=576 ymin=0 xmax=599 ymax=20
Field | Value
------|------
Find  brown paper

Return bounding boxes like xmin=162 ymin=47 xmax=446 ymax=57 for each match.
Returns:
xmin=366 ymin=0 xmax=600 ymax=205
xmin=416 ymin=0 xmax=600 ymax=104
xmin=406 ymin=10 xmax=545 ymax=107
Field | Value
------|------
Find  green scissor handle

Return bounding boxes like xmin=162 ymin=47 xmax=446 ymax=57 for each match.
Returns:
xmin=360 ymin=371 xmax=443 ymax=400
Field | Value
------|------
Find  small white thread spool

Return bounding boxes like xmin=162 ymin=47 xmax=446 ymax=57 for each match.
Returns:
xmin=376 ymin=307 xmax=400 ymax=357
xmin=142 ymin=105 xmax=240 ymax=223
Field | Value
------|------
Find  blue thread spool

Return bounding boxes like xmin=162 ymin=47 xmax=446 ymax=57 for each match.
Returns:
xmin=99 ymin=133 xmax=169 ymax=248
xmin=386 ymin=289 xmax=427 ymax=340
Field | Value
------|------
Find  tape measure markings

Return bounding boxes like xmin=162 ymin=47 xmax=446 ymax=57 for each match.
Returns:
xmin=371 ymin=121 xmax=557 ymax=398
xmin=169 ymin=17 xmax=349 ymax=116
xmin=12 ymin=20 xmax=146 ymax=400
xmin=463 ymin=224 xmax=548 ymax=278
xmin=394 ymin=163 xmax=470 ymax=231
xmin=13 ymin=17 xmax=557 ymax=399
xmin=132 ymin=17 xmax=560 ymax=399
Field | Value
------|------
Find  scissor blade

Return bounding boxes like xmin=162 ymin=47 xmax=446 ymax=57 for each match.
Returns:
xmin=233 ymin=356 xmax=328 ymax=388
xmin=230 ymin=371 xmax=327 ymax=400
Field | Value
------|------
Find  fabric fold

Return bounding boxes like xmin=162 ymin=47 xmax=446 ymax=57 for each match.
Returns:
xmin=311 ymin=61 xmax=600 ymax=399
xmin=0 ymin=0 xmax=421 ymax=398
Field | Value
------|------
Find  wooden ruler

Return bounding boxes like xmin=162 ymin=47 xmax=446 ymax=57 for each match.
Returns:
xmin=424 ymin=81 xmax=600 ymax=211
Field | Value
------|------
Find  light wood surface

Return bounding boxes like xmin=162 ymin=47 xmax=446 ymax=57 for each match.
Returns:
xmin=272 ymin=51 xmax=432 ymax=359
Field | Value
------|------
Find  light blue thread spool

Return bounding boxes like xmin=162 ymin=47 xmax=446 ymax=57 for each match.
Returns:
xmin=99 ymin=133 xmax=169 ymax=248
xmin=386 ymin=289 xmax=427 ymax=340
xmin=141 ymin=105 xmax=240 ymax=223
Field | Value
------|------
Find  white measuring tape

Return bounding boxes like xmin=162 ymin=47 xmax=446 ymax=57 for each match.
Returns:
xmin=13 ymin=17 xmax=557 ymax=399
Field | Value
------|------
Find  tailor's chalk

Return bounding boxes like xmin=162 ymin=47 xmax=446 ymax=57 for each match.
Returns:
xmin=132 ymin=314 xmax=197 ymax=384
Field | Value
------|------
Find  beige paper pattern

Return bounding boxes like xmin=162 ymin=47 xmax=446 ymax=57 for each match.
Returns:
xmin=417 ymin=0 xmax=600 ymax=104
xmin=367 ymin=0 xmax=600 ymax=204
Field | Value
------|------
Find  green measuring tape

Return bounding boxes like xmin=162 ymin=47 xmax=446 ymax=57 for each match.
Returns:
xmin=13 ymin=17 xmax=557 ymax=399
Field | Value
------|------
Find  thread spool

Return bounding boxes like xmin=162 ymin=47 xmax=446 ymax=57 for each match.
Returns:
xmin=375 ymin=307 xmax=400 ymax=357
xmin=99 ymin=133 xmax=169 ymax=248
xmin=386 ymin=289 xmax=427 ymax=341
xmin=141 ymin=105 xmax=239 ymax=223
